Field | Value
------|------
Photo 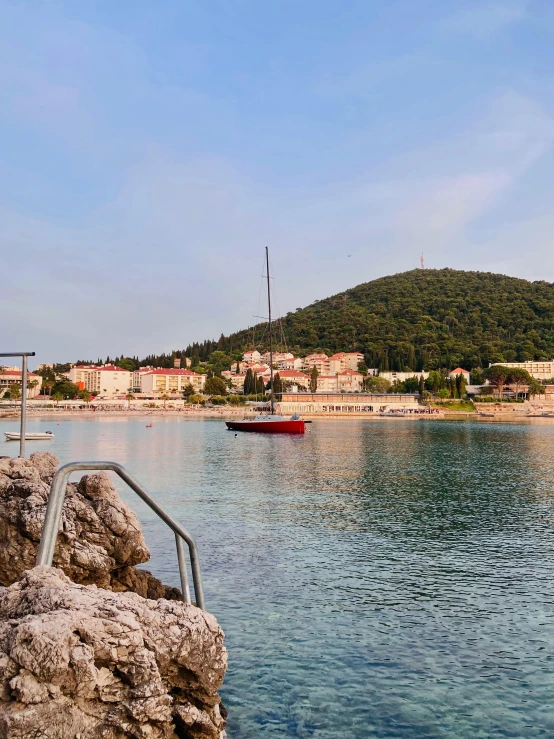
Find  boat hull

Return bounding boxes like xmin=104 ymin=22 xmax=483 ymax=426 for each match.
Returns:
xmin=226 ymin=420 xmax=305 ymax=434
xmin=4 ymin=433 xmax=54 ymax=441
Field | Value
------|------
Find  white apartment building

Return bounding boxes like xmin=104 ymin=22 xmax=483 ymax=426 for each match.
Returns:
xmin=242 ymin=350 xmax=261 ymax=363
xmin=490 ymin=360 xmax=554 ymax=380
xmin=137 ymin=368 xmax=206 ymax=395
xmin=379 ymin=371 xmax=429 ymax=384
xmin=303 ymin=353 xmax=330 ymax=374
xmin=328 ymin=352 xmax=366 ymax=374
xmin=69 ymin=365 xmax=132 ymax=397
xmin=261 ymin=351 xmax=294 ymax=365
xmin=0 ymin=369 xmax=43 ymax=398
xmin=284 ymin=357 xmax=303 ymax=370
xmin=316 ymin=369 xmax=364 ymax=392
xmin=278 ymin=370 xmax=310 ymax=389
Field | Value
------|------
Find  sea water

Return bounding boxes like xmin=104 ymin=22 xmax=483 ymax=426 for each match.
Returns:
xmin=2 ymin=416 xmax=554 ymax=738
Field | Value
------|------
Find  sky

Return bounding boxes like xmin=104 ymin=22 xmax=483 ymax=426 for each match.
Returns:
xmin=1 ymin=0 xmax=554 ymax=365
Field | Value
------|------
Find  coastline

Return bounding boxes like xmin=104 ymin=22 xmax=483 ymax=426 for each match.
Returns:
xmin=2 ymin=407 xmax=554 ymax=423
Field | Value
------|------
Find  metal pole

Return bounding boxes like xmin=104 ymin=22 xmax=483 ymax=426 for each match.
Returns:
xmin=175 ymin=533 xmax=191 ymax=604
xmin=36 ymin=461 xmax=206 ymax=610
xmin=20 ymin=355 xmax=28 ymax=458
xmin=266 ymin=246 xmax=274 ymax=415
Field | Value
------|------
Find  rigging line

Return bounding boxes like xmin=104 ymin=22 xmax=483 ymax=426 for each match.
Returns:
xmin=251 ymin=252 xmax=266 ymax=349
xmin=266 ymin=252 xmax=288 ymax=354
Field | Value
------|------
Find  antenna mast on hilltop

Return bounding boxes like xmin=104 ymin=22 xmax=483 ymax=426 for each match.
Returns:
xmin=420 ymin=252 xmax=425 ymax=269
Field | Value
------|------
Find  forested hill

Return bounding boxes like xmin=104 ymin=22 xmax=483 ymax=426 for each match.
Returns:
xmin=188 ymin=269 xmax=554 ymax=372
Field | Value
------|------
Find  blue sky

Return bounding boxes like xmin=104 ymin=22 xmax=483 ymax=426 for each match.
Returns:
xmin=1 ymin=0 xmax=554 ymax=364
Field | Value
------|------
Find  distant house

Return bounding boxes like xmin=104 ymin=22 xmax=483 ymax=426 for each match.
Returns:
xmin=379 ymin=371 xmax=429 ymax=383
xmin=489 ymin=360 xmax=554 ymax=380
xmin=449 ymin=367 xmax=470 ymax=384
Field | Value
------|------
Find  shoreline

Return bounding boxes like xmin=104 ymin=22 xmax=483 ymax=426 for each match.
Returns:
xmin=2 ymin=408 xmax=554 ymax=423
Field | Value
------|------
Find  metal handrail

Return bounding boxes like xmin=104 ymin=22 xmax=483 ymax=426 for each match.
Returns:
xmin=35 ymin=461 xmax=205 ymax=610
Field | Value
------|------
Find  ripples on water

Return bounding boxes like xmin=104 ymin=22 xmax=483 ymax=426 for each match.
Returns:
xmin=2 ymin=417 xmax=554 ymax=737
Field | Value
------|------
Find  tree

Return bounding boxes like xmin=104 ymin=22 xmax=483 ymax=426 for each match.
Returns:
xmin=365 ymin=376 xmax=391 ymax=393
xmin=206 ymin=369 xmax=214 ymax=380
xmin=470 ymin=368 xmax=484 ymax=385
xmin=235 ymin=362 xmax=240 ymax=374
xmin=273 ymin=372 xmax=283 ymax=396
xmin=425 ymin=370 xmax=443 ymax=394
xmin=27 ymin=379 xmax=39 ymax=398
xmin=507 ymin=367 xmax=532 ymax=399
xmin=256 ymin=375 xmax=265 ymax=395
xmin=42 ymin=379 xmax=54 ymax=397
xmin=357 ymin=361 xmax=368 ymax=376
xmin=310 ymin=366 xmax=319 ymax=392
xmin=80 ymin=390 xmax=92 ymax=405
xmin=161 ymin=393 xmax=169 ymax=409
xmin=8 ymin=383 xmax=21 ymax=401
xmin=418 ymin=375 xmax=425 ymax=396
xmin=527 ymin=378 xmax=544 ymax=398
xmin=52 ymin=392 xmax=63 ymax=406
xmin=456 ymin=372 xmax=467 ymax=398
xmin=403 ymin=376 xmax=420 ymax=393
xmin=118 ymin=357 xmax=137 ymax=372
xmin=205 ymin=376 xmax=227 ymax=396
xmin=51 ymin=380 xmax=80 ymax=399
xmin=125 ymin=393 xmax=134 ymax=409
xmin=483 ymin=365 xmax=511 ymax=398
xmin=182 ymin=383 xmax=195 ymax=398
xmin=243 ymin=369 xmax=254 ymax=395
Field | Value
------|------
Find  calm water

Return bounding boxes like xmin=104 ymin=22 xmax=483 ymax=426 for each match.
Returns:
xmin=2 ymin=416 xmax=554 ymax=738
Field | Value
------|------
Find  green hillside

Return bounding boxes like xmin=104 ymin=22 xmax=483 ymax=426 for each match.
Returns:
xmin=206 ymin=268 xmax=554 ymax=371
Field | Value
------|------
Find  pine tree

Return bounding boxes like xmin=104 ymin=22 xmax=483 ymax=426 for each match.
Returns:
xmin=418 ymin=375 xmax=425 ymax=396
xmin=310 ymin=366 xmax=319 ymax=392
xmin=273 ymin=373 xmax=283 ymax=395
xmin=243 ymin=368 xmax=254 ymax=395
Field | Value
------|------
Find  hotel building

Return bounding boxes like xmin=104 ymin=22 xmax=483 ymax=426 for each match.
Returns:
xmin=277 ymin=392 xmax=420 ymax=415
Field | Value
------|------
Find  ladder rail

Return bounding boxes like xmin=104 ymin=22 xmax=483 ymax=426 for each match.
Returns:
xmin=35 ymin=461 xmax=205 ymax=610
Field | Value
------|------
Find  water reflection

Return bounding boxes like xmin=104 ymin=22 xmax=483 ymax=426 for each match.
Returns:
xmin=2 ymin=416 xmax=554 ymax=737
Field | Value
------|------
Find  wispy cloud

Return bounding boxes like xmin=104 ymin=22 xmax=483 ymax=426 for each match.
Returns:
xmin=444 ymin=0 xmax=530 ymax=39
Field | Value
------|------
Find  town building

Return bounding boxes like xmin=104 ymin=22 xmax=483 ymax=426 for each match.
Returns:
xmin=135 ymin=368 xmax=206 ymax=395
xmin=284 ymin=357 xmax=303 ymax=370
xmin=303 ymin=353 xmax=330 ymax=373
xmin=0 ymin=369 xmax=43 ymax=398
xmin=277 ymin=392 xmax=420 ymax=415
xmin=449 ymin=367 xmax=470 ymax=384
xmin=379 ymin=371 xmax=429 ymax=384
xmin=489 ymin=360 xmax=554 ymax=380
xmin=277 ymin=370 xmax=310 ymax=389
xmin=315 ymin=369 xmax=364 ymax=392
xmin=242 ymin=350 xmax=261 ymax=363
xmin=328 ymin=352 xmax=365 ymax=374
xmin=69 ymin=365 xmax=132 ymax=397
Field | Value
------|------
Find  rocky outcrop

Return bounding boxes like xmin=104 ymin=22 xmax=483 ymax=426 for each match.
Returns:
xmin=0 ymin=453 xmax=180 ymax=600
xmin=0 ymin=567 xmax=227 ymax=738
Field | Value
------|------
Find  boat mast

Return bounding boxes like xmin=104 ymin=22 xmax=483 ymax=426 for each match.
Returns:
xmin=266 ymin=246 xmax=274 ymax=415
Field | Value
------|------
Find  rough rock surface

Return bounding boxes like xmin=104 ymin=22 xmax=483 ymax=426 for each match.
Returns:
xmin=0 ymin=453 xmax=180 ymax=600
xmin=0 ymin=567 xmax=227 ymax=738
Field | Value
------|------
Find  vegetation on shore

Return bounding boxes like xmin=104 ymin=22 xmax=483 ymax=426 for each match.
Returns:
xmin=68 ymin=269 xmax=554 ymax=373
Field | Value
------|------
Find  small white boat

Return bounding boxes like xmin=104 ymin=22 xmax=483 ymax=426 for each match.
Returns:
xmin=4 ymin=431 xmax=54 ymax=441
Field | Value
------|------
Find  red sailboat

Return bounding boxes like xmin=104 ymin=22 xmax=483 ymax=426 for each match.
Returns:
xmin=226 ymin=248 xmax=305 ymax=434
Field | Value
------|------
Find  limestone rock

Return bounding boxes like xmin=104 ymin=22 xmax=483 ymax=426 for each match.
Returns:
xmin=0 ymin=454 xmax=180 ymax=600
xmin=0 ymin=567 xmax=227 ymax=738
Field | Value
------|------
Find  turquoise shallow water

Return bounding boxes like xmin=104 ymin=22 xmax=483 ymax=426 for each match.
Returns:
xmin=2 ymin=416 xmax=554 ymax=737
